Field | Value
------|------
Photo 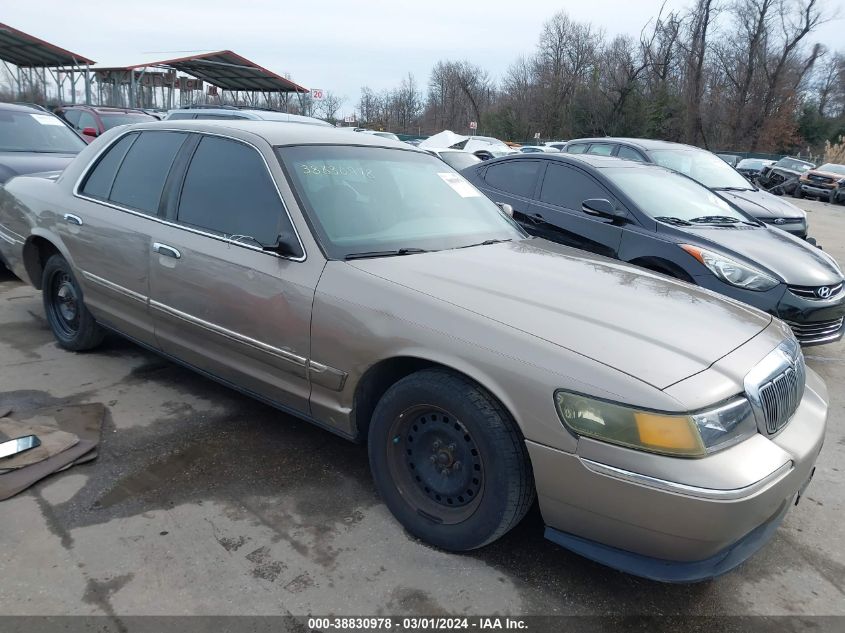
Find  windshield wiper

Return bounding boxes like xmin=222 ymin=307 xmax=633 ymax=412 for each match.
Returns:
xmin=654 ymin=216 xmax=693 ymax=226
xmin=456 ymin=238 xmax=513 ymax=249
xmin=712 ymin=186 xmax=754 ymax=192
xmin=344 ymin=248 xmax=430 ymax=260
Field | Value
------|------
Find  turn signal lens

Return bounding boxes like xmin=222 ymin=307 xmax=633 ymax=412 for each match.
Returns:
xmin=554 ymin=392 xmax=757 ymax=457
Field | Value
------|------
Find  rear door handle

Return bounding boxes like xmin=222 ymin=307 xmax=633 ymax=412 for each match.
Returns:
xmin=153 ymin=243 xmax=181 ymax=259
xmin=64 ymin=214 xmax=83 ymax=226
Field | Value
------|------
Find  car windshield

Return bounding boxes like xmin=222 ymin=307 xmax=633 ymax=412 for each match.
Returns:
xmin=0 ymin=110 xmax=86 ymax=153
xmin=816 ymin=163 xmax=845 ymax=176
xmin=648 ymin=148 xmax=753 ymax=190
xmin=277 ymin=145 xmax=525 ymax=259
xmin=438 ymin=151 xmax=481 ymax=171
xmin=604 ymin=167 xmax=753 ymax=225
xmin=775 ymin=157 xmax=813 ymax=171
xmin=737 ymin=159 xmax=767 ymax=169
xmin=100 ymin=112 xmax=156 ymax=130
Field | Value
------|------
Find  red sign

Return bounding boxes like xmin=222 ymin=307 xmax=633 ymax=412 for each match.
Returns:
xmin=469 ymin=121 xmax=478 ymax=130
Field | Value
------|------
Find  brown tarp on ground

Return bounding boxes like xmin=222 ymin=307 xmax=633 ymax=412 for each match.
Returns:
xmin=0 ymin=403 xmax=105 ymax=500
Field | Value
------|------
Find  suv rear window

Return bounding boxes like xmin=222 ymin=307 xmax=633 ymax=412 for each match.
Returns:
xmin=109 ymin=131 xmax=187 ymax=214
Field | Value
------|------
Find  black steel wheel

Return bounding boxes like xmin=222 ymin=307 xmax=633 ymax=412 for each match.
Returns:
xmin=387 ymin=405 xmax=484 ymax=525
xmin=368 ymin=369 xmax=535 ymax=551
xmin=42 ymin=254 xmax=104 ymax=351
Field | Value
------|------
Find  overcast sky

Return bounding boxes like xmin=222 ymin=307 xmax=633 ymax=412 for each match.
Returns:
xmin=4 ymin=0 xmax=844 ymax=114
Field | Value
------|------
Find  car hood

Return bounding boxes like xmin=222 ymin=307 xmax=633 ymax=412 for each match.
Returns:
xmin=801 ymin=169 xmax=845 ymax=181
xmin=0 ymin=152 xmax=76 ymax=184
xmin=717 ymin=188 xmax=806 ymax=219
xmin=348 ymin=239 xmax=772 ymax=390
xmin=668 ymin=224 xmax=843 ymax=286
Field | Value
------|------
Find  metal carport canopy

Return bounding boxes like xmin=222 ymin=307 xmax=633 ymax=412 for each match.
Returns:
xmin=0 ymin=22 xmax=95 ymax=67
xmin=148 ymin=50 xmax=308 ymax=93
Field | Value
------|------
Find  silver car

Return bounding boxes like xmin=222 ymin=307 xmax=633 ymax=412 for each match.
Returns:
xmin=0 ymin=121 xmax=827 ymax=582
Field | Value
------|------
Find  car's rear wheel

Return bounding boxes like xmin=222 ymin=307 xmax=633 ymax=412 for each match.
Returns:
xmin=792 ymin=186 xmax=804 ymax=199
xmin=368 ymin=369 xmax=535 ymax=551
xmin=42 ymin=254 xmax=104 ymax=351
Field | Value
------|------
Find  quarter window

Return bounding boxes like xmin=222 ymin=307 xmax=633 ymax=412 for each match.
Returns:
xmin=586 ymin=144 xmax=614 ymax=156
xmin=109 ymin=131 xmax=187 ymax=215
xmin=77 ymin=111 xmax=97 ymax=131
xmin=80 ymin=132 xmax=138 ymax=199
xmin=540 ymin=163 xmax=613 ymax=210
xmin=483 ymin=160 xmax=541 ymax=198
xmin=177 ymin=136 xmax=287 ymax=245
xmin=617 ymin=146 xmax=645 ymax=161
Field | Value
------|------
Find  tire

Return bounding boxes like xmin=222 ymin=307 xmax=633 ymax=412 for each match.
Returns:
xmin=42 ymin=254 xmax=105 ymax=351
xmin=792 ymin=186 xmax=803 ymax=199
xmin=368 ymin=369 xmax=535 ymax=551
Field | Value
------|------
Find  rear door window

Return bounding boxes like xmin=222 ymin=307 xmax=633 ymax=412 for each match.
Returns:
xmin=566 ymin=143 xmax=589 ymax=154
xmin=109 ymin=131 xmax=187 ymax=215
xmin=176 ymin=135 xmax=289 ymax=246
xmin=166 ymin=113 xmax=196 ymax=120
xmin=483 ymin=160 xmax=542 ymax=198
xmin=80 ymin=132 xmax=138 ymax=199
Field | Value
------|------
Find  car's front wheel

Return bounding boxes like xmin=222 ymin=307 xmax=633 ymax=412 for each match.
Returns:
xmin=368 ymin=369 xmax=535 ymax=551
xmin=42 ymin=254 xmax=105 ymax=351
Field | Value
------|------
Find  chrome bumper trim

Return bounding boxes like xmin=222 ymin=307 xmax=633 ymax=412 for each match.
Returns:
xmin=581 ymin=458 xmax=793 ymax=501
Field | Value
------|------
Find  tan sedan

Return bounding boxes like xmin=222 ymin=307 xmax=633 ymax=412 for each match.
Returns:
xmin=0 ymin=120 xmax=827 ymax=582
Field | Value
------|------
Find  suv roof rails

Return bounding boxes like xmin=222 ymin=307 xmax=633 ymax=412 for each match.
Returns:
xmin=180 ymin=104 xmax=239 ymax=110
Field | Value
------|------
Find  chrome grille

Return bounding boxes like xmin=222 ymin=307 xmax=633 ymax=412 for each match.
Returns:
xmin=744 ymin=339 xmax=805 ymax=436
xmin=785 ymin=317 xmax=844 ymax=344
xmin=762 ymin=217 xmax=803 ymax=225
xmin=757 ymin=360 xmax=804 ymax=434
xmin=788 ymin=282 xmax=843 ymax=300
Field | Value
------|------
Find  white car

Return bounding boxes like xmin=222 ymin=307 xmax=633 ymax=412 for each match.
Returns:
xmin=420 ymin=130 xmax=517 ymax=161
xmin=423 ymin=148 xmax=482 ymax=171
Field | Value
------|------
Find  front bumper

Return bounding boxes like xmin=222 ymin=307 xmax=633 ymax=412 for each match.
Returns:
xmin=692 ymin=277 xmax=845 ymax=346
xmin=530 ymin=368 xmax=827 ymax=581
xmin=800 ymin=183 xmax=836 ymax=199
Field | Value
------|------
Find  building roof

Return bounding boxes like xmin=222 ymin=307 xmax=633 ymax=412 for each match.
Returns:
xmin=93 ymin=50 xmax=308 ymax=93
xmin=0 ymin=22 xmax=95 ymax=67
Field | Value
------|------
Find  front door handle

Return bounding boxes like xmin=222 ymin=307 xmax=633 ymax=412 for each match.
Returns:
xmin=153 ymin=242 xmax=181 ymax=259
xmin=64 ymin=213 xmax=83 ymax=226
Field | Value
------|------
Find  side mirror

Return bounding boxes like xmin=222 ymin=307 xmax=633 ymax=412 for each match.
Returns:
xmin=81 ymin=127 xmax=98 ymax=138
xmin=582 ymin=198 xmax=626 ymax=221
xmin=496 ymin=202 xmax=514 ymax=218
xmin=263 ymin=233 xmax=302 ymax=258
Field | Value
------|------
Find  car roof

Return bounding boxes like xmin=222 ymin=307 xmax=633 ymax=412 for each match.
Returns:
xmin=120 ymin=119 xmax=422 ymax=149
xmin=0 ymin=101 xmax=52 ymax=114
xmin=481 ymin=152 xmax=650 ymax=170
xmin=165 ymin=107 xmax=329 ymax=126
xmin=566 ymin=137 xmax=696 ymax=151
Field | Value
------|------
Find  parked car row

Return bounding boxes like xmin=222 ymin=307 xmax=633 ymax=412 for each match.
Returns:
xmin=0 ymin=111 xmax=835 ymax=582
xmin=794 ymin=162 xmax=845 ymax=204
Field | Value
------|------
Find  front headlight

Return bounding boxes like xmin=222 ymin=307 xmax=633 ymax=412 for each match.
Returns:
xmin=680 ymin=244 xmax=779 ymax=291
xmin=554 ymin=392 xmax=757 ymax=457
